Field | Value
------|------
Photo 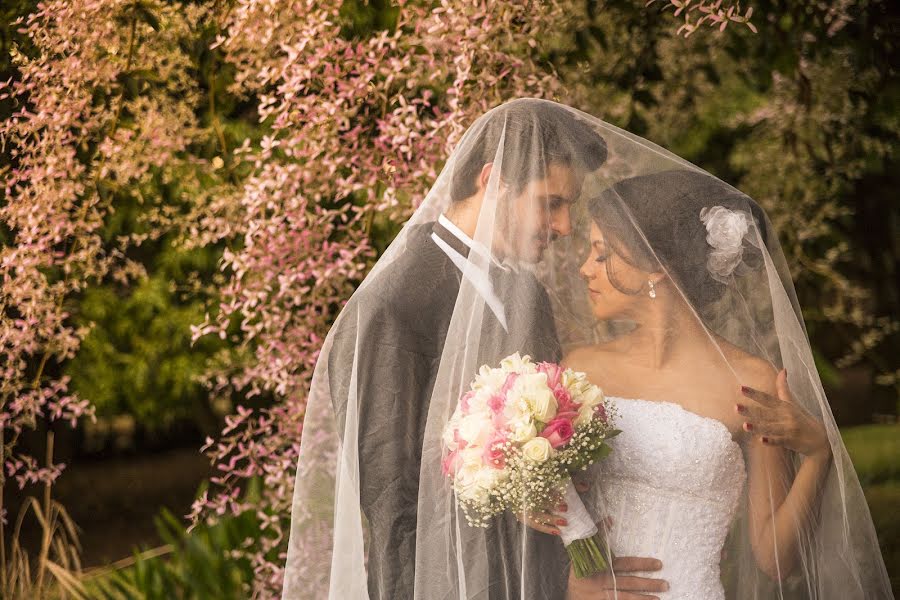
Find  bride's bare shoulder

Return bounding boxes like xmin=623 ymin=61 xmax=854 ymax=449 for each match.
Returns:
xmin=715 ymin=336 xmax=779 ymax=393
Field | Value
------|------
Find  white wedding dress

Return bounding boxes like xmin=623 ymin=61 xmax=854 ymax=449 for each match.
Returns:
xmin=594 ymin=397 xmax=747 ymax=600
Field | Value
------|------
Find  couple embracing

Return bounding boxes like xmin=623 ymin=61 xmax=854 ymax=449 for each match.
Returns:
xmin=282 ymin=99 xmax=891 ymax=600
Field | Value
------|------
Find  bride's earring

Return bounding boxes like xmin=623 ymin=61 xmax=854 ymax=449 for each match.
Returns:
xmin=648 ymin=280 xmax=657 ymax=299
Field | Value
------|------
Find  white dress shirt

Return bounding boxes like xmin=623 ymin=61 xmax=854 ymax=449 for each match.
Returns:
xmin=430 ymin=214 xmax=509 ymax=331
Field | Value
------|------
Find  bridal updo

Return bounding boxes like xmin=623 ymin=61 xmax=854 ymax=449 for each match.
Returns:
xmin=587 ymin=170 xmax=769 ymax=309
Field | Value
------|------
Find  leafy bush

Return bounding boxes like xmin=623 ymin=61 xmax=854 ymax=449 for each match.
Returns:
xmin=83 ymin=505 xmax=260 ymax=600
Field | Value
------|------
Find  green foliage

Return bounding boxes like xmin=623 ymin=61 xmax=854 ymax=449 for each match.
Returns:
xmin=81 ymin=477 xmax=276 ymax=598
xmin=64 ymin=239 xmax=228 ymax=432
xmin=339 ymin=0 xmax=401 ymax=38
xmin=841 ymin=424 xmax=900 ymax=486
xmin=82 ymin=479 xmax=266 ymax=600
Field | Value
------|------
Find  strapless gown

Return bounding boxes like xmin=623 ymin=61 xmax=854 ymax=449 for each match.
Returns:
xmin=592 ymin=397 xmax=748 ymax=600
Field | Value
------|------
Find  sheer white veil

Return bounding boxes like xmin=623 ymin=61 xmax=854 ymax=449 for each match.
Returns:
xmin=281 ymin=98 xmax=892 ymax=599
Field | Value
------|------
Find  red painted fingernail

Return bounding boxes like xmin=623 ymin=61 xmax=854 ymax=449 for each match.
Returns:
xmin=761 ymin=436 xmax=769 ymax=443
xmin=740 ymin=385 xmax=750 ymax=393
xmin=735 ymin=404 xmax=745 ymax=413
xmin=744 ymin=422 xmax=753 ymax=431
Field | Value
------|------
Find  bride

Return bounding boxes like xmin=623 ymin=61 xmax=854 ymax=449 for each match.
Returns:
xmin=281 ymin=98 xmax=892 ymax=599
xmin=561 ymin=171 xmax=842 ymax=599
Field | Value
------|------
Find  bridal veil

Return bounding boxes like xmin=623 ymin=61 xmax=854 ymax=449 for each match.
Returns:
xmin=281 ymin=98 xmax=892 ymax=599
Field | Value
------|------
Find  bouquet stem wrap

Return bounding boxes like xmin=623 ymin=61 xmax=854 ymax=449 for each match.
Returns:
xmin=557 ymin=478 xmax=613 ymax=578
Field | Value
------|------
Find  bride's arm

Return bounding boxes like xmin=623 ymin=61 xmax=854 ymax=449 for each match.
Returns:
xmin=738 ymin=367 xmax=833 ymax=581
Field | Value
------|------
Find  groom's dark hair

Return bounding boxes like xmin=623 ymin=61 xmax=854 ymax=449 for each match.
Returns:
xmin=449 ymin=99 xmax=608 ymax=202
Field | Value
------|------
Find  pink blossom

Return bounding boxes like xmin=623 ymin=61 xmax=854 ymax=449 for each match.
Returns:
xmin=453 ymin=428 xmax=468 ymax=450
xmin=487 ymin=393 xmax=506 ymax=414
xmin=441 ymin=450 xmax=460 ymax=476
xmin=500 ymin=372 xmax=519 ymax=396
xmin=460 ymin=390 xmax=477 ymax=415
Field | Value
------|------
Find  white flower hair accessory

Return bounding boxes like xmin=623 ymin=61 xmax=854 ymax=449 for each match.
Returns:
xmin=699 ymin=205 xmax=756 ymax=283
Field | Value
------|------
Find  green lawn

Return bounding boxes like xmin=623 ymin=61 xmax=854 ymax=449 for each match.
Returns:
xmin=843 ymin=423 xmax=900 ymax=595
xmin=842 ymin=424 xmax=900 ymax=486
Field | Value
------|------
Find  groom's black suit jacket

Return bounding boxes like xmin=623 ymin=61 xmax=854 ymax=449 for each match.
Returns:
xmin=327 ymin=221 xmax=569 ymax=599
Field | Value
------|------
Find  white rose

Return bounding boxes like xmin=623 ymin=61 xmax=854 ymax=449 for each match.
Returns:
xmin=522 ymin=437 xmax=553 ymax=463
xmin=459 ymin=446 xmax=485 ymax=469
xmin=455 ymin=462 xmax=485 ymax=502
xmin=457 ymin=461 xmax=496 ymax=506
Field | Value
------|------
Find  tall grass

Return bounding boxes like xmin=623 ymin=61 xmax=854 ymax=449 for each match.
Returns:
xmin=1 ymin=431 xmax=87 ymax=600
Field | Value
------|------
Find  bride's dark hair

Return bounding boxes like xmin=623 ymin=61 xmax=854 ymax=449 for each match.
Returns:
xmin=449 ymin=99 xmax=608 ymax=202
xmin=587 ymin=170 xmax=769 ymax=308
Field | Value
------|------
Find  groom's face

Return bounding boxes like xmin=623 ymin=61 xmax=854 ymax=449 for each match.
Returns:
xmin=500 ymin=162 xmax=582 ymax=263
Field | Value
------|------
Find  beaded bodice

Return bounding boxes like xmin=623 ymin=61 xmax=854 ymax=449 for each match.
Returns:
xmin=593 ymin=397 xmax=747 ymax=600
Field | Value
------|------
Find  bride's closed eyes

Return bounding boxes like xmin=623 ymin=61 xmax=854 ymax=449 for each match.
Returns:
xmin=593 ymin=243 xmax=610 ymax=263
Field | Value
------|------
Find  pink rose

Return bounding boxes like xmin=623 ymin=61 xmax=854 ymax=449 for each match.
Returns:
xmin=483 ymin=432 xmax=508 ymax=469
xmin=540 ymin=417 xmax=575 ymax=449
xmin=554 ymin=410 xmax=578 ymax=422
xmin=554 ymin=386 xmax=575 ymax=413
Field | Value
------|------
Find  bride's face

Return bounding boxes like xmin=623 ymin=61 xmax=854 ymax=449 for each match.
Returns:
xmin=580 ymin=221 xmax=652 ymax=319
xmin=497 ymin=162 xmax=582 ymax=263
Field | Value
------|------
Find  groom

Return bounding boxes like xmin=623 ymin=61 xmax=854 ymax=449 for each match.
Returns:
xmin=327 ymin=100 xmax=644 ymax=599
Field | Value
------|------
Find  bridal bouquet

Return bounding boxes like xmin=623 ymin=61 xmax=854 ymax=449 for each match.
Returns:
xmin=441 ymin=352 xmax=619 ymax=578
